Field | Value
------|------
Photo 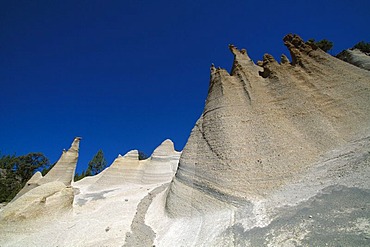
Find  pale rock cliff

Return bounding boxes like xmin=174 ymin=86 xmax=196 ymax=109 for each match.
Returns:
xmin=1 ymin=34 xmax=370 ymax=247
xmin=0 ymin=139 xmax=181 ymax=247
xmin=11 ymin=137 xmax=81 ymax=202
xmin=167 ymin=34 xmax=370 ymax=211
xmin=86 ymin=139 xmax=180 ymax=190
xmin=1 ymin=137 xmax=81 ymax=220
xmin=155 ymin=34 xmax=370 ymax=246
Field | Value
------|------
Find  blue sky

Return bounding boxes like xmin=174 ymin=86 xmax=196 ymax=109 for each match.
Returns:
xmin=1 ymin=0 xmax=369 ymax=174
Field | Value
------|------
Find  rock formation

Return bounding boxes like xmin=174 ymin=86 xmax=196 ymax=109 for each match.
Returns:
xmin=336 ymin=48 xmax=370 ymax=71
xmin=0 ymin=139 xmax=181 ymax=247
xmin=0 ymin=137 xmax=80 ymax=223
xmin=157 ymin=34 xmax=370 ymax=246
xmin=1 ymin=34 xmax=369 ymax=246
xmin=167 ymin=34 xmax=370 ymax=211
xmin=10 ymin=137 xmax=81 ymax=201
xmin=87 ymin=139 xmax=180 ymax=191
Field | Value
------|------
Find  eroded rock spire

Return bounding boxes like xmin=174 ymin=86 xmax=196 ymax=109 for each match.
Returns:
xmin=11 ymin=137 xmax=81 ymax=201
xmin=166 ymin=34 xmax=370 ymax=220
xmin=1 ymin=137 xmax=81 ymax=221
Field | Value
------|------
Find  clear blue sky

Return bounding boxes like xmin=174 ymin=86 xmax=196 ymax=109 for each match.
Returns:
xmin=1 ymin=0 xmax=369 ymax=174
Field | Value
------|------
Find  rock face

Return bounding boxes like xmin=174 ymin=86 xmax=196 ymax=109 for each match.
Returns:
xmin=0 ymin=139 xmax=181 ymax=247
xmin=10 ymin=137 xmax=81 ymax=201
xmin=167 ymin=34 xmax=370 ymax=211
xmin=160 ymin=34 xmax=370 ymax=245
xmin=336 ymin=48 xmax=370 ymax=71
xmin=1 ymin=34 xmax=370 ymax=247
xmin=0 ymin=137 xmax=80 ymax=223
xmin=86 ymin=139 xmax=180 ymax=190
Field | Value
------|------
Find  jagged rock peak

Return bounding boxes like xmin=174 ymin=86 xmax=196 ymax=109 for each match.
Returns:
xmin=283 ymin=34 xmax=316 ymax=53
xmin=83 ymin=139 xmax=181 ymax=189
xmin=210 ymin=63 xmax=216 ymax=72
xmin=228 ymin=44 xmax=249 ymax=57
xmin=118 ymin=139 xmax=177 ymax=161
xmin=210 ymin=44 xmax=257 ymax=80
xmin=258 ymin=53 xmax=278 ymax=78
xmin=122 ymin=150 xmax=139 ymax=160
xmin=2 ymin=137 xmax=80 ymax=221
xmin=69 ymin=137 xmax=81 ymax=152
xmin=2 ymin=34 xmax=370 ymax=247
xmin=229 ymin=43 xmax=254 ymax=68
xmin=41 ymin=137 xmax=80 ymax=186
xmin=11 ymin=137 xmax=80 ymax=202
xmin=166 ymin=33 xmax=370 ymax=220
xmin=151 ymin=139 xmax=176 ymax=158
xmin=210 ymin=63 xmax=230 ymax=77
xmin=280 ymin=54 xmax=290 ymax=64
xmin=283 ymin=34 xmax=321 ymax=66
xmin=263 ymin=53 xmax=277 ymax=64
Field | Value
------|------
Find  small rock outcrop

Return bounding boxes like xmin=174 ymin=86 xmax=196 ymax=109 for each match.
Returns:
xmin=85 ymin=139 xmax=181 ymax=190
xmin=336 ymin=48 xmax=370 ymax=71
xmin=0 ymin=138 xmax=182 ymax=247
xmin=0 ymin=137 xmax=80 ymax=222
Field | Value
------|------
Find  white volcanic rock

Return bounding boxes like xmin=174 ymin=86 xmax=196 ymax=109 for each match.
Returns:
xmin=11 ymin=137 xmax=81 ymax=201
xmin=86 ymin=139 xmax=180 ymax=190
xmin=0 ymin=181 xmax=73 ymax=221
xmin=0 ymin=138 xmax=80 ymax=244
xmin=1 ymin=138 xmax=80 ymax=221
xmin=70 ymin=139 xmax=179 ymax=246
xmin=0 ymin=139 xmax=181 ymax=247
xmin=166 ymin=37 xmax=370 ymax=225
xmin=1 ymin=35 xmax=370 ymax=247
xmin=160 ymin=34 xmax=370 ymax=246
xmin=168 ymin=34 xmax=370 ymax=208
xmin=41 ymin=137 xmax=80 ymax=185
xmin=336 ymin=48 xmax=370 ymax=71
xmin=144 ymin=139 xmax=181 ymax=182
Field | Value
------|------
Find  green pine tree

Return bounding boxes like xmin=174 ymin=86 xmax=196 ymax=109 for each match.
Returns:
xmin=138 ymin=150 xmax=149 ymax=160
xmin=307 ymin=38 xmax=333 ymax=52
xmin=86 ymin=149 xmax=107 ymax=176
xmin=74 ymin=170 xmax=86 ymax=182
xmin=353 ymin=41 xmax=370 ymax=53
xmin=0 ymin=152 xmax=49 ymax=202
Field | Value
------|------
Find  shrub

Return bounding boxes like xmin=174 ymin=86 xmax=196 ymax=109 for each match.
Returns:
xmin=353 ymin=41 xmax=370 ymax=53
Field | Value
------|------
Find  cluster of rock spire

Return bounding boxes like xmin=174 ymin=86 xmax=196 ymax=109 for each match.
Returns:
xmin=1 ymin=34 xmax=369 ymax=247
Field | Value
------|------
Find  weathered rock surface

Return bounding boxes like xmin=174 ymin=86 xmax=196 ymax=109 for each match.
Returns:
xmin=167 ymin=34 xmax=370 ymax=209
xmin=0 ymin=139 xmax=181 ymax=247
xmin=87 ymin=139 xmax=180 ymax=190
xmin=1 ymin=34 xmax=370 ymax=246
xmin=0 ymin=138 xmax=80 ymax=245
xmin=0 ymin=181 xmax=74 ymax=221
xmin=11 ymin=137 xmax=81 ymax=201
xmin=1 ymin=137 xmax=80 ymax=220
xmin=160 ymin=34 xmax=370 ymax=245
xmin=336 ymin=48 xmax=370 ymax=71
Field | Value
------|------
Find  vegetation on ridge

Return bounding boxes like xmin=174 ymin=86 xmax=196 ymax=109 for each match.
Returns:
xmin=0 ymin=152 xmax=50 ymax=202
xmin=138 ymin=150 xmax=149 ymax=160
xmin=73 ymin=149 xmax=149 ymax=181
xmin=0 ymin=149 xmax=111 ymax=199
xmin=353 ymin=41 xmax=370 ymax=53
xmin=74 ymin=149 xmax=108 ymax=181
xmin=86 ymin=149 xmax=107 ymax=176
xmin=307 ymin=38 xmax=334 ymax=52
